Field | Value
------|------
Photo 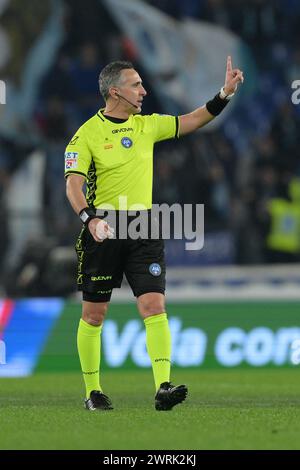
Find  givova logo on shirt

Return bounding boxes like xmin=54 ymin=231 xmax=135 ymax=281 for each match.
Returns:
xmin=65 ymin=152 xmax=79 ymax=170
xmin=121 ymin=137 xmax=133 ymax=148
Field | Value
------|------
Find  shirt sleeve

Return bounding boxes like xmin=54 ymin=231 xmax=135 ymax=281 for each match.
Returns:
xmin=64 ymin=126 xmax=91 ymax=179
xmin=148 ymin=113 xmax=179 ymax=143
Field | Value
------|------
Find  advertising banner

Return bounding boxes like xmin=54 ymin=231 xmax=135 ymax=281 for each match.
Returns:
xmin=36 ymin=301 xmax=300 ymax=373
xmin=1 ymin=299 xmax=300 ymax=377
xmin=0 ymin=298 xmax=62 ymax=377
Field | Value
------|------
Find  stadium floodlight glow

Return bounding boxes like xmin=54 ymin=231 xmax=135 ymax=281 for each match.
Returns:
xmin=0 ymin=80 xmax=5 ymax=104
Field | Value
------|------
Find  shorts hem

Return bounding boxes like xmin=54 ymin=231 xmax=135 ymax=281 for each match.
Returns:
xmin=134 ymin=287 xmax=165 ymax=298
xmin=82 ymin=291 xmax=113 ymax=303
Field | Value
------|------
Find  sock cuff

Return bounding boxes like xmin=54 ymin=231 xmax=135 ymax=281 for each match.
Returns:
xmin=144 ymin=312 xmax=167 ymax=326
xmin=79 ymin=318 xmax=102 ymax=335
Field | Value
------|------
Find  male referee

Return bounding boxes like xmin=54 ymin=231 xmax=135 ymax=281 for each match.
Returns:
xmin=65 ymin=57 xmax=244 ymax=411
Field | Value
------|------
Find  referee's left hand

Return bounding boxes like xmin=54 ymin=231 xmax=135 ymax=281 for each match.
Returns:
xmin=223 ymin=56 xmax=244 ymax=96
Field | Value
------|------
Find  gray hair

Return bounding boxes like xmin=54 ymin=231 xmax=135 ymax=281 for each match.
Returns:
xmin=99 ymin=61 xmax=134 ymax=101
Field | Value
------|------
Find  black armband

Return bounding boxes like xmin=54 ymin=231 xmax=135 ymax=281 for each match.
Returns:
xmin=79 ymin=207 xmax=98 ymax=225
xmin=206 ymin=92 xmax=230 ymax=116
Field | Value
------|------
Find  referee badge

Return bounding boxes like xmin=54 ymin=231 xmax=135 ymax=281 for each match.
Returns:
xmin=121 ymin=137 xmax=133 ymax=148
xmin=149 ymin=263 xmax=161 ymax=276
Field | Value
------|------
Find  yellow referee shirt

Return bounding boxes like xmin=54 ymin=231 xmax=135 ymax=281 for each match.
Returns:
xmin=64 ymin=110 xmax=179 ymax=210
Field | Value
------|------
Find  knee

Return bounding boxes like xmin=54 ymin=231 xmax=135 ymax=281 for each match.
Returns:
xmin=138 ymin=295 xmax=165 ymax=319
xmin=82 ymin=302 xmax=108 ymax=326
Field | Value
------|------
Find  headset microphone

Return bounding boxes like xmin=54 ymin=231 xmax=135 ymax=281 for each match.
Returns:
xmin=115 ymin=92 xmax=139 ymax=109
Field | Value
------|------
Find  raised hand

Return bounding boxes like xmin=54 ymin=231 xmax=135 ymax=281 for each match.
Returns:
xmin=224 ymin=56 xmax=244 ymax=96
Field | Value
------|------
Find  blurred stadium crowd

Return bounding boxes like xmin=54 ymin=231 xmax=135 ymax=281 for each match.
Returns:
xmin=0 ymin=0 xmax=300 ymax=296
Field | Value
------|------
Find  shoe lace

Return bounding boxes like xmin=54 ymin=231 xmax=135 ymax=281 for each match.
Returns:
xmin=159 ymin=381 xmax=172 ymax=391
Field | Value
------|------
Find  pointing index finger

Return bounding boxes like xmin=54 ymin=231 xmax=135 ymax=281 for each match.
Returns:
xmin=227 ymin=55 xmax=232 ymax=72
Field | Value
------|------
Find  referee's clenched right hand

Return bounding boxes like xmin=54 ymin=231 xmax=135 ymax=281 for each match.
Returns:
xmin=88 ymin=218 xmax=115 ymax=243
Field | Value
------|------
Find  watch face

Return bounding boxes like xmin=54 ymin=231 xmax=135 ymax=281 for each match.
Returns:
xmin=80 ymin=211 xmax=89 ymax=223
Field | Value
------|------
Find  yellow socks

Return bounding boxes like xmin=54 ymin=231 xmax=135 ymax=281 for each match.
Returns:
xmin=78 ymin=313 xmax=171 ymax=397
xmin=144 ymin=313 xmax=171 ymax=391
xmin=77 ymin=318 xmax=102 ymax=398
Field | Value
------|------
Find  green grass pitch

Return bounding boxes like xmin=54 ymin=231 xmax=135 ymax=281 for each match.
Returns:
xmin=1 ymin=369 xmax=300 ymax=450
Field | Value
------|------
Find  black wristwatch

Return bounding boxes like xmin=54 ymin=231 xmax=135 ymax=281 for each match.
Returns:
xmin=79 ymin=207 xmax=98 ymax=225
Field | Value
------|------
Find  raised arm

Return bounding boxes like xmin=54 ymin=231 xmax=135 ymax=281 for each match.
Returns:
xmin=178 ymin=56 xmax=244 ymax=136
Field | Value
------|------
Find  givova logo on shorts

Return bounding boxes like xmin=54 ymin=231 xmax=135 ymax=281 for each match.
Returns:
xmin=91 ymin=275 xmax=113 ymax=281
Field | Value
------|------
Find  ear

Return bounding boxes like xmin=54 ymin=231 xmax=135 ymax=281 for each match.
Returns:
xmin=109 ymin=86 xmax=119 ymax=100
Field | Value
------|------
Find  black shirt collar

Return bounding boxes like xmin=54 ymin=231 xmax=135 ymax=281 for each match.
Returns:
xmin=97 ymin=110 xmax=129 ymax=124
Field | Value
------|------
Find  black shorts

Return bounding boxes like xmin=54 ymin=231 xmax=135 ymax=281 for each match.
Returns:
xmin=75 ymin=222 xmax=166 ymax=302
